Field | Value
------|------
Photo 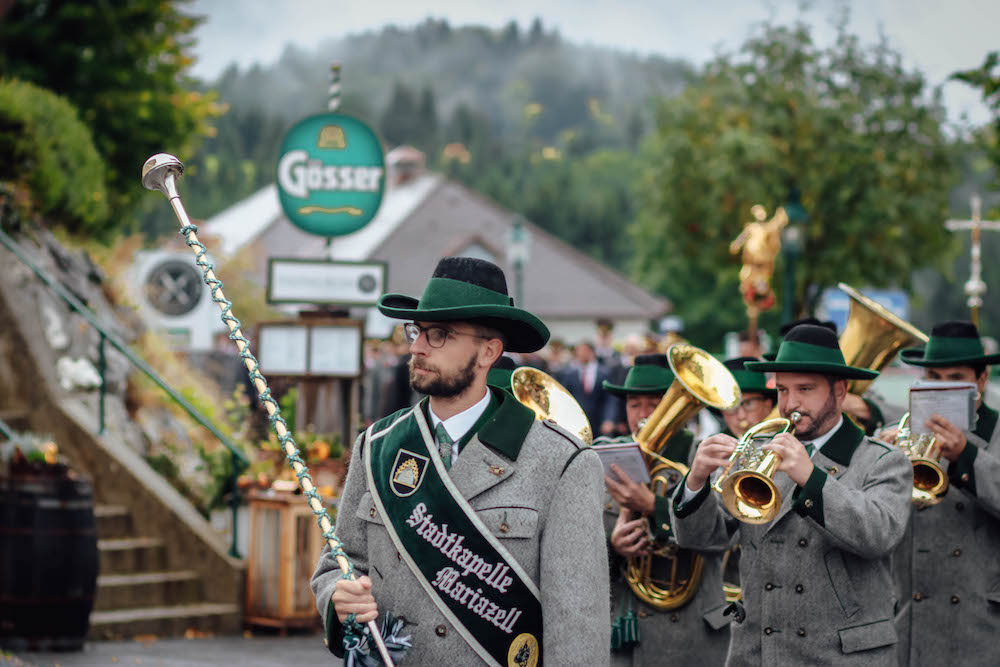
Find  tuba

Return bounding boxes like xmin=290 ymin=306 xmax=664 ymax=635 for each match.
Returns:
xmin=510 ymin=367 xmax=593 ymax=445
xmin=712 ymin=413 xmax=801 ymax=524
xmin=837 ymin=282 xmax=929 ymax=396
xmin=886 ymin=413 xmax=948 ymax=507
xmin=625 ymin=344 xmax=741 ymax=610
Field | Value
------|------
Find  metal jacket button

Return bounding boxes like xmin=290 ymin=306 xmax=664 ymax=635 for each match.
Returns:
xmin=765 ymin=583 xmax=775 ymax=591
xmin=798 ymin=538 xmax=808 ymax=547
xmin=435 ymin=624 xmax=448 ymax=637
xmin=952 ymin=548 xmax=961 ymax=557
xmin=913 ymin=592 xmax=923 ymax=601
xmin=764 ymin=627 xmax=774 ymax=635
xmin=795 ymin=584 xmax=804 ymax=594
xmin=961 ymin=473 xmax=970 ymax=482
xmin=638 ymin=610 xmax=649 ymax=619
xmin=670 ymin=614 xmax=679 ymax=622
xmin=951 ymin=595 xmax=961 ymax=604
xmin=499 ymin=522 xmax=511 ymax=534
xmin=803 ymin=499 xmax=814 ymax=509
xmin=797 ymin=628 xmax=807 ymax=637
xmin=369 ymin=507 xmax=376 ymax=518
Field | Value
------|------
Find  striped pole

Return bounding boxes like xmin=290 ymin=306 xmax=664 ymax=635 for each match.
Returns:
xmin=328 ymin=63 xmax=342 ymax=112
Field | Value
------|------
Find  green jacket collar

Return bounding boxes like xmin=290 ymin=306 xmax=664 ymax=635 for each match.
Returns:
xmin=477 ymin=387 xmax=536 ymax=461
xmin=814 ymin=414 xmax=865 ymax=467
xmin=974 ymin=402 xmax=998 ymax=442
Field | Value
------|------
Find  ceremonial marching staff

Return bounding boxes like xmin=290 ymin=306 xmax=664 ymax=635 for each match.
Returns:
xmin=141 ymin=154 xmax=399 ymax=666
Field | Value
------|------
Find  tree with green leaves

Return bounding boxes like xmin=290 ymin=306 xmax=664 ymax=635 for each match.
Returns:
xmin=0 ymin=0 xmax=222 ymax=228
xmin=952 ymin=51 xmax=1000 ymax=173
xmin=632 ymin=23 xmax=956 ymax=347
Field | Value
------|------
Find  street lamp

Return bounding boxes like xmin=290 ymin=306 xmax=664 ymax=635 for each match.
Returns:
xmin=780 ymin=187 xmax=808 ymax=324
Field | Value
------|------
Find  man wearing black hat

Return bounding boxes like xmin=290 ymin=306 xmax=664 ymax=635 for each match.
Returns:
xmin=311 ymin=258 xmax=610 ymax=665
xmin=671 ymin=324 xmax=913 ymax=665
xmin=887 ymin=320 xmax=1000 ymax=665
xmin=597 ymin=354 xmax=730 ymax=666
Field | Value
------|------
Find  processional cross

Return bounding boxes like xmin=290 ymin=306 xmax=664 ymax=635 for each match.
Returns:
xmin=945 ymin=195 xmax=1000 ymax=326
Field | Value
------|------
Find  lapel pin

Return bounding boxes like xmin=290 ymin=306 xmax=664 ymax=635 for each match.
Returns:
xmin=827 ymin=466 xmax=839 ymax=475
xmin=489 ymin=464 xmax=506 ymax=476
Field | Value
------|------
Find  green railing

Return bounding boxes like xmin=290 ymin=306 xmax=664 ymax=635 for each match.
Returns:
xmin=0 ymin=226 xmax=249 ymax=557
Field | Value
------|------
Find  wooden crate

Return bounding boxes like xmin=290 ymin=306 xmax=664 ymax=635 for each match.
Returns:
xmin=245 ymin=489 xmax=330 ymax=631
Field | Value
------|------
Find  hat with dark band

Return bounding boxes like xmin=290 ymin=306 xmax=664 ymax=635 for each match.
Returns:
xmin=900 ymin=320 xmax=1000 ymax=367
xmin=603 ymin=353 xmax=675 ymax=397
xmin=762 ymin=318 xmax=839 ymax=361
xmin=377 ymin=257 xmax=549 ymax=353
xmin=486 ymin=355 xmax=518 ymax=391
xmin=724 ymin=357 xmax=777 ymax=401
xmin=746 ymin=324 xmax=878 ymax=380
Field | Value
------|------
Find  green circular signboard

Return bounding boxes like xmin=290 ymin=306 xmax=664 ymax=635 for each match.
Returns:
xmin=276 ymin=113 xmax=385 ymax=237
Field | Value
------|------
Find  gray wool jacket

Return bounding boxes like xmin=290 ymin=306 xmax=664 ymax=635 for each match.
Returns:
xmin=891 ymin=402 xmax=1000 ymax=666
xmin=311 ymin=391 xmax=611 ymax=666
xmin=670 ymin=416 xmax=913 ymax=666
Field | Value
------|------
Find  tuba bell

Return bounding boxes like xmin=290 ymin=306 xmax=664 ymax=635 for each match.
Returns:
xmin=624 ymin=343 xmax=741 ymax=610
xmin=712 ymin=413 xmax=801 ymax=524
xmin=886 ymin=413 xmax=948 ymax=507
xmin=837 ymin=282 xmax=929 ymax=396
xmin=510 ymin=367 xmax=593 ymax=445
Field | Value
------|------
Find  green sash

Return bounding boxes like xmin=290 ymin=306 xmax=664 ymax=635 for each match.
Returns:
xmin=364 ymin=403 xmax=543 ymax=667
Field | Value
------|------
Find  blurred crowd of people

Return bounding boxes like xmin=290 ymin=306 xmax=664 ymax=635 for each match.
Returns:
xmin=361 ymin=319 xmax=689 ymax=438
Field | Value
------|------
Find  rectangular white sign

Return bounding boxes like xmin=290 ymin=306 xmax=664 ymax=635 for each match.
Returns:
xmin=267 ymin=259 xmax=386 ymax=305
xmin=257 ymin=325 xmax=308 ymax=375
xmin=310 ymin=325 xmax=362 ymax=377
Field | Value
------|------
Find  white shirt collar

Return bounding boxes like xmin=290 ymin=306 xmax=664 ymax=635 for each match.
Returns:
xmin=802 ymin=415 xmax=844 ymax=457
xmin=429 ymin=388 xmax=492 ymax=443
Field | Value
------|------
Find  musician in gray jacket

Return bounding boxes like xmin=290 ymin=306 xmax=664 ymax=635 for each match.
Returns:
xmin=887 ymin=321 xmax=1000 ymax=665
xmin=311 ymin=257 xmax=609 ymax=666
xmin=671 ymin=324 xmax=913 ymax=665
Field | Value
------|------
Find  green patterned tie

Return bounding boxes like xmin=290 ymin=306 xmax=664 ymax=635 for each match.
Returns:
xmin=804 ymin=442 xmax=815 ymax=457
xmin=435 ymin=423 xmax=454 ymax=471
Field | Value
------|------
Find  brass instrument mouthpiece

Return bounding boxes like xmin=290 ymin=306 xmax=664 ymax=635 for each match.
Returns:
xmin=790 ymin=411 xmax=802 ymax=423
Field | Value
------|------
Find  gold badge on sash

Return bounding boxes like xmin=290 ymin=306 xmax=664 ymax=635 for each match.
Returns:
xmin=507 ymin=633 xmax=539 ymax=667
xmin=390 ymin=449 xmax=429 ymax=497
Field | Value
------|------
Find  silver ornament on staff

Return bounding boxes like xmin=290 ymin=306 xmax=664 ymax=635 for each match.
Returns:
xmin=141 ymin=153 xmax=401 ymax=666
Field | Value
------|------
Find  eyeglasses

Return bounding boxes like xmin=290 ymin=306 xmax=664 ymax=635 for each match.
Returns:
xmin=723 ymin=396 xmax=768 ymax=414
xmin=403 ymin=323 xmax=490 ymax=348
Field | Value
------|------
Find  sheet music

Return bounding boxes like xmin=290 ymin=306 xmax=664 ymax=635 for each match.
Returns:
xmin=592 ymin=441 xmax=651 ymax=485
xmin=908 ymin=381 xmax=977 ymax=436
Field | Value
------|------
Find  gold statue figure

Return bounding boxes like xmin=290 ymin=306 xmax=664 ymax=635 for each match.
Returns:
xmin=730 ymin=205 xmax=788 ymax=330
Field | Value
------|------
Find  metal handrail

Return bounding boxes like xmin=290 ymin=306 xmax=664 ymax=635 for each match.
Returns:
xmin=0 ymin=226 xmax=248 ymax=557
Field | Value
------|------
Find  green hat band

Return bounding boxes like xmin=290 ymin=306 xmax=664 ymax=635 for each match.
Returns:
xmin=923 ymin=335 xmax=985 ymax=360
xmin=418 ymin=277 xmax=513 ymax=310
xmin=624 ymin=364 xmax=675 ymax=391
xmin=731 ymin=369 xmax=772 ymax=394
xmin=773 ymin=339 xmax=847 ymax=366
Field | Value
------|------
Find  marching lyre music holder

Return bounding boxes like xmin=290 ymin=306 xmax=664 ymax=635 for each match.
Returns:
xmin=141 ymin=154 xmax=396 ymax=666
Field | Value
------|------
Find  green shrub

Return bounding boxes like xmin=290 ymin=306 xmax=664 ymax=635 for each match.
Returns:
xmin=0 ymin=78 xmax=109 ymax=236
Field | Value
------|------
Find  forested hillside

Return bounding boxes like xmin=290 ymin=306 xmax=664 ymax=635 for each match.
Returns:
xmin=141 ymin=18 xmax=691 ymax=272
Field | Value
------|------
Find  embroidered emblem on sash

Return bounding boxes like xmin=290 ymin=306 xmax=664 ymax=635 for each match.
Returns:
xmin=390 ymin=449 xmax=428 ymax=497
xmin=508 ymin=632 xmax=539 ymax=667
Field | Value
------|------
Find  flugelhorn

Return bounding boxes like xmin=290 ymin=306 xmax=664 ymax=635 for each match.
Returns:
xmin=510 ymin=367 xmax=593 ymax=445
xmin=887 ymin=413 xmax=948 ymax=507
xmin=712 ymin=412 xmax=801 ymax=524
xmin=624 ymin=343 xmax=741 ymax=610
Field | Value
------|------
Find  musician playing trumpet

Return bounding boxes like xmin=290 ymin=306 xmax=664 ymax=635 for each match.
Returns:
xmin=883 ymin=321 xmax=1000 ymax=665
xmin=671 ymin=325 xmax=913 ymax=665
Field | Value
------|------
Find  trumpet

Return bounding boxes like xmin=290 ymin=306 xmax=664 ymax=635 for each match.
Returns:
xmin=712 ymin=412 xmax=801 ymax=524
xmin=886 ymin=413 xmax=948 ymax=507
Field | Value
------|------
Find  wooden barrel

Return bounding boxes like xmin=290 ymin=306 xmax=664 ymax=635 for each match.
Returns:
xmin=0 ymin=473 xmax=98 ymax=651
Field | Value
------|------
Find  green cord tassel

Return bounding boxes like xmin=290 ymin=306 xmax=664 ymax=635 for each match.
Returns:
xmin=610 ymin=617 xmax=622 ymax=651
xmin=621 ymin=607 xmax=640 ymax=646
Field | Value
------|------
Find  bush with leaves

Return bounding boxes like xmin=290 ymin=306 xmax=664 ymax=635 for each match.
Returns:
xmin=0 ymin=78 xmax=109 ymax=235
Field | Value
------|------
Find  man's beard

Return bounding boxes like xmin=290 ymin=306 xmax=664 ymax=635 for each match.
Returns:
xmin=409 ymin=352 xmax=478 ymax=397
xmin=791 ymin=389 xmax=840 ymax=441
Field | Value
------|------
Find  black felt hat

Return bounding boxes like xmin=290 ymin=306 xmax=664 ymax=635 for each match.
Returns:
xmin=377 ymin=257 xmax=549 ymax=353
xmin=747 ymin=324 xmax=877 ymax=379
xmin=900 ymin=320 xmax=1000 ymax=367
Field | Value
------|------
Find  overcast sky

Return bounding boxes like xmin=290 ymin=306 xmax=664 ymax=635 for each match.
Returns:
xmin=189 ymin=0 xmax=998 ymax=126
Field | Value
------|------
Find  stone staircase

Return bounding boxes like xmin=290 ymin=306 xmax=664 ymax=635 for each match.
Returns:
xmin=89 ymin=505 xmax=240 ymax=639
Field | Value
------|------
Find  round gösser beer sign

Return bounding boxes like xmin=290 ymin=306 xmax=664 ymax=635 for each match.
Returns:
xmin=277 ymin=114 xmax=385 ymax=237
